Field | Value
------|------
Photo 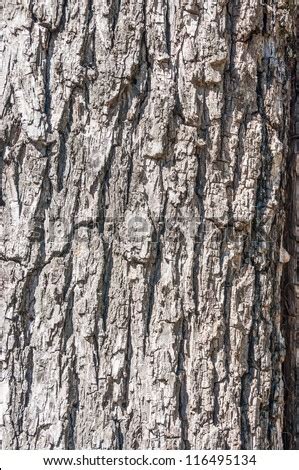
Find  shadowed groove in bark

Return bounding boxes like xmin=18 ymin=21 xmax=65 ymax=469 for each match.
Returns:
xmin=58 ymin=0 xmax=68 ymax=31
xmin=0 ymin=148 xmax=5 ymax=207
xmin=65 ymin=349 xmax=79 ymax=450
xmin=164 ymin=0 xmax=171 ymax=56
xmin=57 ymin=113 xmax=71 ymax=193
xmin=111 ymin=0 xmax=122 ymax=47
xmin=44 ymin=31 xmax=55 ymax=129
xmin=192 ymin=101 xmax=208 ymax=318
xmin=176 ymin=318 xmax=190 ymax=449
xmin=143 ymin=231 xmax=161 ymax=354
xmin=143 ymin=189 xmax=168 ymax=354
xmin=123 ymin=291 xmax=133 ymax=410
xmin=62 ymin=289 xmax=74 ymax=354
xmin=101 ymin=242 xmax=113 ymax=332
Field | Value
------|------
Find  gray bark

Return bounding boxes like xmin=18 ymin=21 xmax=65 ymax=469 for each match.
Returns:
xmin=0 ymin=0 xmax=297 ymax=450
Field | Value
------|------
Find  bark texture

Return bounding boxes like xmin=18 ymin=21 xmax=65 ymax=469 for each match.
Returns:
xmin=0 ymin=0 xmax=297 ymax=450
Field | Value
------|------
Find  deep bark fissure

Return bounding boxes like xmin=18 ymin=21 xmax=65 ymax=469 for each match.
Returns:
xmin=143 ymin=224 xmax=163 ymax=354
xmin=101 ymin=243 xmax=113 ymax=333
xmin=0 ymin=149 xmax=5 ymax=207
xmin=164 ymin=0 xmax=171 ymax=56
xmin=44 ymin=32 xmax=54 ymax=129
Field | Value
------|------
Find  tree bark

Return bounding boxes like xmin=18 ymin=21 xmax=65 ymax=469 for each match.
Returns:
xmin=0 ymin=0 xmax=297 ymax=450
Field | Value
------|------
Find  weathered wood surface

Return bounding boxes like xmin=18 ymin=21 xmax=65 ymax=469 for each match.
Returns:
xmin=0 ymin=0 xmax=297 ymax=449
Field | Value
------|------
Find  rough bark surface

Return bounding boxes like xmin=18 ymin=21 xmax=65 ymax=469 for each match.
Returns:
xmin=0 ymin=0 xmax=296 ymax=450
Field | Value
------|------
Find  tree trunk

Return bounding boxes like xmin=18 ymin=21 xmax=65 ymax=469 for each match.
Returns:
xmin=0 ymin=0 xmax=297 ymax=450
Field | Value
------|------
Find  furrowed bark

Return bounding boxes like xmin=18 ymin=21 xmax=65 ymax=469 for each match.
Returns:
xmin=0 ymin=0 xmax=297 ymax=449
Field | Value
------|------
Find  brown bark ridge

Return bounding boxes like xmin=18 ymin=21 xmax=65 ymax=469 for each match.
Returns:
xmin=0 ymin=0 xmax=297 ymax=449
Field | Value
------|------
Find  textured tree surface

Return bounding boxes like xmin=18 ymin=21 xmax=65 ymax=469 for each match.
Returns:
xmin=0 ymin=0 xmax=297 ymax=450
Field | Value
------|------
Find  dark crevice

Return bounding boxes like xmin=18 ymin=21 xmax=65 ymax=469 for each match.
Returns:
xmin=125 ymin=151 xmax=134 ymax=207
xmin=44 ymin=31 xmax=55 ymax=131
xmin=113 ymin=419 xmax=124 ymax=450
xmin=232 ymin=112 xmax=248 ymax=194
xmin=165 ymin=0 xmax=171 ymax=56
xmin=80 ymin=0 xmax=96 ymax=71
xmin=111 ymin=0 xmax=122 ymax=49
xmin=240 ymin=371 xmax=252 ymax=449
xmin=57 ymin=87 xmax=78 ymax=192
xmin=143 ymin=190 xmax=168 ymax=354
xmin=143 ymin=240 xmax=161 ymax=354
xmin=57 ymin=0 xmax=68 ymax=31
xmin=123 ymin=293 xmax=133 ymax=409
xmin=0 ymin=147 xmax=5 ymax=206
xmin=57 ymin=132 xmax=68 ymax=193
xmin=92 ymin=280 xmax=100 ymax=386
xmin=65 ymin=348 xmax=79 ymax=450
xmin=62 ymin=290 xmax=74 ymax=354
xmin=192 ymin=93 xmax=208 ymax=319
xmin=262 ymin=0 xmax=268 ymax=36
xmin=240 ymin=270 xmax=260 ymax=450
xmin=87 ymin=0 xmax=94 ymax=25
xmin=212 ymin=380 xmax=220 ymax=427
xmin=23 ymin=347 xmax=34 ymax=409
xmin=92 ymin=331 xmax=100 ymax=387
xmin=222 ymin=261 xmax=233 ymax=381
xmin=101 ymin=242 xmax=113 ymax=332
xmin=133 ymin=12 xmax=152 ymax=129
xmin=176 ymin=319 xmax=190 ymax=449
